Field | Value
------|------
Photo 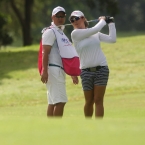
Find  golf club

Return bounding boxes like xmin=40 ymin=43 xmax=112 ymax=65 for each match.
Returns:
xmin=41 ymin=17 xmax=114 ymax=33
xmin=61 ymin=17 xmax=114 ymax=26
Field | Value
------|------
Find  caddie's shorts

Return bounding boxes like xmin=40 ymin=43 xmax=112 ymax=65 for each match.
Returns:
xmin=46 ymin=66 xmax=67 ymax=104
xmin=80 ymin=66 xmax=109 ymax=91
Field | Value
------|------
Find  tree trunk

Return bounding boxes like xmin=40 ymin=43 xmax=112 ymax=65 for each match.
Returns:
xmin=10 ymin=0 xmax=34 ymax=46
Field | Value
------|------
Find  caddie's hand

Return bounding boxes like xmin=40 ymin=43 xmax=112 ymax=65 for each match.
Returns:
xmin=41 ymin=71 xmax=48 ymax=84
xmin=71 ymin=76 xmax=79 ymax=85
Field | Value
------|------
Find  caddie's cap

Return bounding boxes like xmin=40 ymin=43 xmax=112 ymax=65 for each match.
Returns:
xmin=52 ymin=6 xmax=65 ymax=16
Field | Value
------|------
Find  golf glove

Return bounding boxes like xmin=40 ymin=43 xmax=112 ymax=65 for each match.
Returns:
xmin=105 ymin=16 xmax=114 ymax=24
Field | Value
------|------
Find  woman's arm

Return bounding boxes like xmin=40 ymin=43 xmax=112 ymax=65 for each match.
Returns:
xmin=99 ymin=23 xmax=116 ymax=43
xmin=71 ymin=19 xmax=106 ymax=41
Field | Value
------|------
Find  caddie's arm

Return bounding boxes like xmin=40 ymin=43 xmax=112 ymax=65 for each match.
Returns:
xmin=71 ymin=76 xmax=79 ymax=85
xmin=41 ymin=45 xmax=51 ymax=84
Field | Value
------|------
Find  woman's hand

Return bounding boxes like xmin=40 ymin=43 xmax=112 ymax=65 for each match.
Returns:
xmin=98 ymin=16 xmax=106 ymax=21
xmin=105 ymin=16 xmax=114 ymax=24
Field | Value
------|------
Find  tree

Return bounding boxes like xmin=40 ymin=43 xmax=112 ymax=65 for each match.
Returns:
xmin=0 ymin=0 xmax=119 ymax=46
xmin=10 ymin=0 xmax=34 ymax=46
xmin=86 ymin=0 xmax=119 ymax=16
xmin=115 ymin=0 xmax=145 ymax=31
xmin=0 ymin=13 xmax=13 ymax=48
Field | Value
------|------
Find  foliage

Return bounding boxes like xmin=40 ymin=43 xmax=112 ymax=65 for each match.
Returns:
xmin=85 ymin=0 xmax=119 ymax=15
xmin=10 ymin=0 xmax=34 ymax=46
xmin=0 ymin=0 xmax=145 ymax=46
xmin=115 ymin=0 xmax=145 ymax=31
xmin=0 ymin=0 xmax=119 ymax=46
xmin=0 ymin=13 xmax=13 ymax=47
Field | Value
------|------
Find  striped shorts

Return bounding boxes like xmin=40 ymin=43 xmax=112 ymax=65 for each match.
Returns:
xmin=80 ymin=66 xmax=109 ymax=91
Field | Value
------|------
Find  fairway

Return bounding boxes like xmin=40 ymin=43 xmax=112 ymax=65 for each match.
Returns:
xmin=0 ymin=33 xmax=145 ymax=145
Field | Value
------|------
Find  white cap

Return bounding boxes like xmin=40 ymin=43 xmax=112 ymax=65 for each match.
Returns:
xmin=52 ymin=6 xmax=65 ymax=16
xmin=70 ymin=10 xmax=84 ymax=18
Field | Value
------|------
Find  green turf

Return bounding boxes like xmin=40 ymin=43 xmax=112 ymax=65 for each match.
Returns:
xmin=0 ymin=34 xmax=145 ymax=145
xmin=0 ymin=116 xmax=144 ymax=145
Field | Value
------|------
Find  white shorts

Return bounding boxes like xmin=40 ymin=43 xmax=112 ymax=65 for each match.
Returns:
xmin=46 ymin=66 xmax=67 ymax=104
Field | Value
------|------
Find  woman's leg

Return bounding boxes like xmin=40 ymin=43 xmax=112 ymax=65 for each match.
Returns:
xmin=94 ymin=85 xmax=106 ymax=117
xmin=83 ymin=90 xmax=94 ymax=117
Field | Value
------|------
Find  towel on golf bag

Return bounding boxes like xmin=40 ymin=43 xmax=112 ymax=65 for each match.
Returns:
xmin=51 ymin=27 xmax=81 ymax=76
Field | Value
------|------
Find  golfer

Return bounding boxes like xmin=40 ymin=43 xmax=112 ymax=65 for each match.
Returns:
xmin=69 ymin=10 xmax=116 ymax=118
xmin=41 ymin=6 xmax=75 ymax=117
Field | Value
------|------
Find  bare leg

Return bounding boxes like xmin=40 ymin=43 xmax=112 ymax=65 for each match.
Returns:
xmin=84 ymin=90 xmax=94 ymax=117
xmin=47 ymin=104 xmax=55 ymax=117
xmin=47 ymin=103 xmax=66 ymax=117
xmin=94 ymin=86 xmax=106 ymax=117
xmin=53 ymin=103 xmax=66 ymax=117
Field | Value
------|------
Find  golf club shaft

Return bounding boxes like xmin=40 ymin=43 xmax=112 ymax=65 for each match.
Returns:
xmin=63 ymin=19 xmax=99 ymax=26
xmin=41 ymin=17 xmax=114 ymax=33
xmin=62 ymin=17 xmax=114 ymax=27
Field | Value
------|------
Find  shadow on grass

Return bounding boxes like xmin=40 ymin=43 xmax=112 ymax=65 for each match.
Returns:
xmin=0 ymin=50 xmax=38 ymax=84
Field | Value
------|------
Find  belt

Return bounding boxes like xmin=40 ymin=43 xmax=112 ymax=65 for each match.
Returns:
xmin=49 ymin=64 xmax=64 ymax=70
xmin=82 ymin=66 xmax=106 ymax=72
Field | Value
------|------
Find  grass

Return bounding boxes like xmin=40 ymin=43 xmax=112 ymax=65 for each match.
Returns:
xmin=0 ymin=117 xmax=144 ymax=145
xmin=0 ymin=33 xmax=145 ymax=145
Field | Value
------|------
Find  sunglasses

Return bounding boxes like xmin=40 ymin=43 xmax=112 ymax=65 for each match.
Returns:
xmin=55 ymin=15 xmax=66 ymax=18
xmin=70 ymin=17 xmax=81 ymax=23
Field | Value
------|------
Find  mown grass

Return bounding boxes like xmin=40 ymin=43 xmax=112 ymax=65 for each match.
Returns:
xmin=0 ymin=33 xmax=145 ymax=145
xmin=0 ymin=116 xmax=145 ymax=145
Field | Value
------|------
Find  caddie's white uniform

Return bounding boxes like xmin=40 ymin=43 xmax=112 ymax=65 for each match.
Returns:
xmin=42 ymin=23 xmax=67 ymax=104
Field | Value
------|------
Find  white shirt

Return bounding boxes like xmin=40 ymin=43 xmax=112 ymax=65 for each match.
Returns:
xmin=71 ymin=19 xmax=116 ymax=69
xmin=42 ymin=23 xmax=63 ymax=67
